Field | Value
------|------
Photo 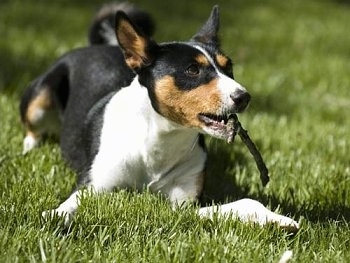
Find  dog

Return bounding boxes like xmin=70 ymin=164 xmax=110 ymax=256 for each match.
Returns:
xmin=20 ymin=5 xmax=299 ymax=230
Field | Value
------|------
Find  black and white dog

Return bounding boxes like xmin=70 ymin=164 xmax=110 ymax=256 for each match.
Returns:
xmin=20 ymin=5 xmax=298 ymax=230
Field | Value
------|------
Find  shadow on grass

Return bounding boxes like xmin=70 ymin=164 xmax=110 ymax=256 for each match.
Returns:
xmin=202 ymin=146 xmax=239 ymax=202
xmin=201 ymin=138 xmax=258 ymax=204
xmin=201 ymin=138 xmax=350 ymax=223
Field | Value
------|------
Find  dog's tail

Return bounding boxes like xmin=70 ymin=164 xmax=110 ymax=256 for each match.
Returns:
xmin=88 ymin=2 xmax=155 ymax=45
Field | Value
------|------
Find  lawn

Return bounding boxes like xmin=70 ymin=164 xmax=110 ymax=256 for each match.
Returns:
xmin=0 ymin=0 xmax=349 ymax=262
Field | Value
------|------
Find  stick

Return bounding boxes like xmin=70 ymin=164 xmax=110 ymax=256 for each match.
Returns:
xmin=226 ymin=114 xmax=270 ymax=186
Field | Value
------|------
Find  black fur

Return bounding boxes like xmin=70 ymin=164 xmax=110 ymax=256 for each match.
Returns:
xmin=88 ymin=2 xmax=155 ymax=45
xmin=20 ymin=6 xmax=224 ymax=179
xmin=59 ymin=46 xmax=135 ymax=172
xmin=151 ymin=44 xmax=218 ymax=89
xmin=20 ymin=46 xmax=135 ymax=172
xmin=191 ymin=5 xmax=220 ymax=46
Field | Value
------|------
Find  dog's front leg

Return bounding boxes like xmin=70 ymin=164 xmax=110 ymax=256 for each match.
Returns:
xmin=198 ymin=198 xmax=299 ymax=231
xmin=42 ymin=190 xmax=81 ymax=225
xmin=42 ymin=187 xmax=91 ymax=225
xmin=42 ymin=184 xmax=106 ymax=226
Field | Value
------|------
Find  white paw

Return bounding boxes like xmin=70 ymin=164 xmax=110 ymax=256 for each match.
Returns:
xmin=199 ymin=199 xmax=299 ymax=232
xmin=23 ymin=135 xmax=39 ymax=154
xmin=42 ymin=209 xmax=73 ymax=226
xmin=267 ymin=212 xmax=299 ymax=231
xmin=278 ymin=250 xmax=293 ymax=263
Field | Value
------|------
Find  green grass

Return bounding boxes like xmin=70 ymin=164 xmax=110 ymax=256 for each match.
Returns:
xmin=1 ymin=0 xmax=349 ymax=262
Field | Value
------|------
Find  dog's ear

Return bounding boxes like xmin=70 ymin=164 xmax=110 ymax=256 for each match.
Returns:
xmin=115 ymin=11 xmax=155 ymax=71
xmin=191 ymin=5 xmax=220 ymax=46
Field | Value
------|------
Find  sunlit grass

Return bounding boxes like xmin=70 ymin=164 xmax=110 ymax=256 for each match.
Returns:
xmin=0 ymin=0 xmax=349 ymax=261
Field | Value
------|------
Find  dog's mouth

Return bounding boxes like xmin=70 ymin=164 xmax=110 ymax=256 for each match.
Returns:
xmin=198 ymin=113 xmax=231 ymax=129
xmin=198 ymin=113 xmax=237 ymax=141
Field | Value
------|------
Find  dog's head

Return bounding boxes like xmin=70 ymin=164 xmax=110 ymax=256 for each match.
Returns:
xmin=115 ymin=6 xmax=250 ymax=141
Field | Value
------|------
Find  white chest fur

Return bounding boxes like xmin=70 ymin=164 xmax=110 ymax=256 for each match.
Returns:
xmin=89 ymin=78 xmax=207 ymax=204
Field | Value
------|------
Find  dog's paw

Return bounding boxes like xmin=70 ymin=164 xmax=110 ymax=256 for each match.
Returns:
xmin=199 ymin=199 xmax=300 ymax=232
xmin=41 ymin=209 xmax=73 ymax=226
xmin=22 ymin=135 xmax=39 ymax=155
xmin=271 ymin=213 xmax=299 ymax=230
xmin=263 ymin=212 xmax=299 ymax=232
xmin=231 ymin=199 xmax=300 ymax=231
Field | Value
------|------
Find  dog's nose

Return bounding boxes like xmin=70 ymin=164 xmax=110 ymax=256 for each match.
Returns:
xmin=230 ymin=90 xmax=251 ymax=112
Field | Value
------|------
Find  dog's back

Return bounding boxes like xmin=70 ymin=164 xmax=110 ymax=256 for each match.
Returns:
xmin=20 ymin=3 xmax=155 ymax=157
xmin=20 ymin=45 xmax=135 ymax=170
xmin=59 ymin=46 xmax=136 ymax=173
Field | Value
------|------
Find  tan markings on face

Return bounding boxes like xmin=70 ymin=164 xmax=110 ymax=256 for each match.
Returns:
xmin=195 ymin=54 xmax=210 ymax=66
xmin=117 ymin=20 xmax=149 ymax=69
xmin=154 ymin=75 xmax=222 ymax=128
xmin=215 ymin=54 xmax=229 ymax=68
xmin=26 ymin=88 xmax=52 ymax=126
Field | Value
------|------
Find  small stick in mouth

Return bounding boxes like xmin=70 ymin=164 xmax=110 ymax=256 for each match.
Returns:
xmin=226 ymin=114 xmax=270 ymax=186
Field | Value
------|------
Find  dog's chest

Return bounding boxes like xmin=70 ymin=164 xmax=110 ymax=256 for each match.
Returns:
xmin=88 ymin=79 xmax=207 ymax=192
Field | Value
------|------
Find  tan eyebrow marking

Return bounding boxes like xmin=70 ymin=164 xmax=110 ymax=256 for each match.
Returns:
xmin=215 ymin=54 xmax=229 ymax=68
xmin=195 ymin=54 xmax=210 ymax=66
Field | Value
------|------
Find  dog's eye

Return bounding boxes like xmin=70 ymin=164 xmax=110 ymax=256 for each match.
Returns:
xmin=185 ymin=64 xmax=200 ymax=76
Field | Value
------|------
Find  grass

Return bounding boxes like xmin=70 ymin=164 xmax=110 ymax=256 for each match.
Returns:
xmin=0 ymin=0 xmax=349 ymax=261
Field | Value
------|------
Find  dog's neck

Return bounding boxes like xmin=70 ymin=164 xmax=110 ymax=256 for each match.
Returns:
xmin=101 ymin=76 xmax=203 ymax=177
